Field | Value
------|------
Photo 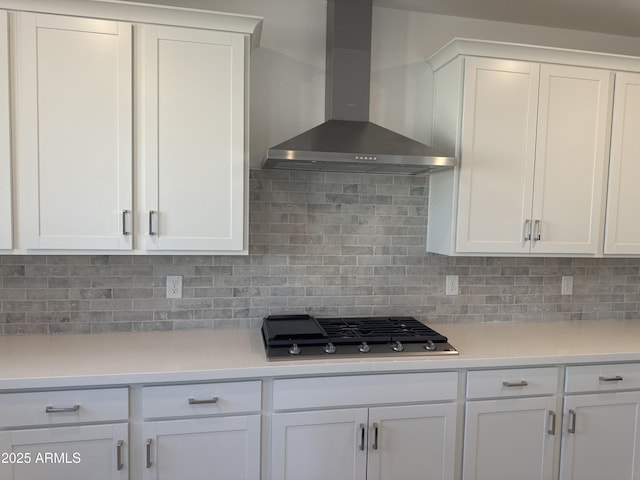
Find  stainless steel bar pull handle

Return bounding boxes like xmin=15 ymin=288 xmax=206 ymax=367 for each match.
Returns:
xmin=503 ymin=381 xmax=528 ymax=387
xmin=372 ymin=423 xmax=379 ymax=450
xmin=45 ymin=405 xmax=80 ymax=413
xmin=568 ymin=409 xmax=577 ymax=434
xmin=533 ymin=219 xmax=542 ymax=241
xmin=122 ymin=210 xmax=130 ymax=236
xmin=547 ymin=411 xmax=556 ymax=435
xmin=116 ymin=440 xmax=124 ymax=471
xmin=146 ymin=439 xmax=152 ymax=468
xmin=148 ymin=211 xmax=157 ymax=236
xmin=523 ymin=219 xmax=532 ymax=242
xmin=359 ymin=424 xmax=365 ymax=451
xmin=599 ymin=375 xmax=623 ymax=382
xmin=188 ymin=397 xmax=219 ymax=405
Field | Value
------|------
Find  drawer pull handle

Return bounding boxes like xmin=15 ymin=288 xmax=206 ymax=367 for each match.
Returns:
xmin=121 ymin=210 xmax=130 ymax=236
xmin=547 ymin=410 xmax=556 ymax=435
xmin=45 ymin=405 xmax=80 ymax=413
xmin=116 ymin=440 xmax=124 ymax=471
xmin=568 ymin=409 xmax=577 ymax=434
xmin=599 ymin=375 xmax=623 ymax=382
xmin=148 ymin=211 xmax=157 ymax=236
xmin=146 ymin=439 xmax=152 ymax=468
xmin=502 ymin=381 xmax=528 ymax=388
xmin=372 ymin=423 xmax=379 ymax=450
xmin=359 ymin=424 xmax=365 ymax=451
xmin=188 ymin=397 xmax=219 ymax=405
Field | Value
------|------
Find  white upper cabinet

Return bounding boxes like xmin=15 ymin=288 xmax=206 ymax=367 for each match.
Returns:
xmin=427 ymin=40 xmax=615 ymax=257
xmin=15 ymin=12 xmax=133 ymax=250
xmin=4 ymin=1 xmax=260 ymax=254
xmin=140 ymin=25 xmax=247 ymax=252
xmin=604 ymin=72 xmax=640 ymax=255
xmin=0 ymin=10 xmax=12 ymax=250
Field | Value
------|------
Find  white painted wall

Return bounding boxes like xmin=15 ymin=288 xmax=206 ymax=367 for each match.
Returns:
xmin=125 ymin=0 xmax=640 ymax=166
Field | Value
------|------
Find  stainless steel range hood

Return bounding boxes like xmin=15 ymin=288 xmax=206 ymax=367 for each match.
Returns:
xmin=261 ymin=0 xmax=456 ymax=175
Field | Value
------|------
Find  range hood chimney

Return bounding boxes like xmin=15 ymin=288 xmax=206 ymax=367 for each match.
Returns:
xmin=261 ymin=0 xmax=456 ymax=175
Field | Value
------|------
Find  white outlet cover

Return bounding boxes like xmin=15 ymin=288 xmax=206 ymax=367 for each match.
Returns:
xmin=446 ymin=275 xmax=459 ymax=296
xmin=166 ymin=275 xmax=183 ymax=299
xmin=561 ymin=276 xmax=573 ymax=296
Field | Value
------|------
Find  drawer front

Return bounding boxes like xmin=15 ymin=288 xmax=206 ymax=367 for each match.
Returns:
xmin=272 ymin=372 xmax=458 ymax=411
xmin=565 ymin=363 xmax=640 ymax=393
xmin=0 ymin=388 xmax=128 ymax=429
xmin=466 ymin=367 xmax=559 ymax=399
xmin=142 ymin=381 xmax=261 ymax=419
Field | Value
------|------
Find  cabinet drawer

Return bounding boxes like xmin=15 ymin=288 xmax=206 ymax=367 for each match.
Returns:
xmin=565 ymin=363 xmax=640 ymax=393
xmin=273 ymin=372 xmax=458 ymax=411
xmin=466 ymin=367 xmax=559 ymax=399
xmin=142 ymin=381 xmax=261 ymax=419
xmin=0 ymin=388 xmax=128 ymax=429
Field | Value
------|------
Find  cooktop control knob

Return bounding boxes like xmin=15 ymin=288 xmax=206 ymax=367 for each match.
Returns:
xmin=424 ymin=340 xmax=436 ymax=351
xmin=324 ymin=343 xmax=336 ymax=354
xmin=358 ymin=342 xmax=371 ymax=353
xmin=288 ymin=344 xmax=301 ymax=355
xmin=391 ymin=340 xmax=404 ymax=352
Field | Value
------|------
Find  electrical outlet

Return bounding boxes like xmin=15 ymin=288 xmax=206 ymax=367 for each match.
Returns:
xmin=561 ymin=275 xmax=573 ymax=296
xmin=166 ymin=275 xmax=183 ymax=299
xmin=445 ymin=275 xmax=459 ymax=296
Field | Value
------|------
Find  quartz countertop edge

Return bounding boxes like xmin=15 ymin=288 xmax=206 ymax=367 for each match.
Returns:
xmin=2 ymin=320 xmax=640 ymax=390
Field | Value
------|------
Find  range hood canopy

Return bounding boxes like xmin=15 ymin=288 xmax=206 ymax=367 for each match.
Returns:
xmin=261 ymin=0 xmax=456 ymax=175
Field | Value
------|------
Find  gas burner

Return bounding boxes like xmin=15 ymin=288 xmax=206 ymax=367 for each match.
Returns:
xmin=261 ymin=315 xmax=457 ymax=360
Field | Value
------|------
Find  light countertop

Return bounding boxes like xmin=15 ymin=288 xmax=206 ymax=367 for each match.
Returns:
xmin=2 ymin=320 xmax=640 ymax=389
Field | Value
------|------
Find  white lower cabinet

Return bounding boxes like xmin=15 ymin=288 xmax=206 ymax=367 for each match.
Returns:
xmin=560 ymin=364 xmax=640 ymax=480
xmin=463 ymin=367 xmax=560 ymax=480
xmin=270 ymin=372 xmax=458 ymax=480
xmin=141 ymin=381 xmax=261 ymax=480
xmin=0 ymin=388 xmax=129 ymax=480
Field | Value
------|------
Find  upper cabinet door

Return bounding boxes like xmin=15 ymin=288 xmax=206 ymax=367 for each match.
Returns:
xmin=531 ymin=65 xmax=612 ymax=255
xmin=15 ymin=13 xmax=133 ymax=250
xmin=456 ymin=57 xmax=539 ymax=254
xmin=604 ymin=72 xmax=640 ymax=255
xmin=0 ymin=11 xmax=11 ymax=250
xmin=141 ymin=25 xmax=247 ymax=252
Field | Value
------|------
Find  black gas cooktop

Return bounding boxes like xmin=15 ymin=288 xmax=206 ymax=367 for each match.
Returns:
xmin=261 ymin=314 xmax=458 ymax=360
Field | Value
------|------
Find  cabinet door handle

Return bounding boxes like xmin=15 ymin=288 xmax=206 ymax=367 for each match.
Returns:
xmin=146 ymin=438 xmax=152 ymax=468
xmin=121 ymin=210 xmax=130 ymax=236
xmin=45 ymin=405 xmax=80 ymax=413
xmin=502 ymin=381 xmax=528 ymax=387
xmin=568 ymin=409 xmax=577 ymax=434
xmin=533 ymin=219 xmax=541 ymax=241
xmin=599 ymin=375 xmax=623 ymax=382
xmin=372 ymin=423 xmax=379 ymax=450
xmin=523 ymin=219 xmax=532 ymax=242
xmin=359 ymin=424 xmax=365 ymax=451
xmin=547 ymin=410 xmax=556 ymax=435
xmin=116 ymin=440 xmax=124 ymax=471
xmin=148 ymin=211 xmax=157 ymax=236
xmin=188 ymin=397 xmax=219 ymax=405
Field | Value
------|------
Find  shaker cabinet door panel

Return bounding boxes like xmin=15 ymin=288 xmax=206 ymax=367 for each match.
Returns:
xmin=604 ymin=72 xmax=640 ymax=254
xmin=15 ymin=13 xmax=133 ymax=250
xmin=463 ymin=397 xmax=557 ymax=480
xmin=531 ymin=64 xmax=612 ymax=255
xmin=456 ymin=57 xmax=539 ymax=254
xmin=142 ymin=25 xmax=246 ymax=252
xmin=0 ymin=10 xmax=11 ymax=250
xmin=271 ymin=409 xmax=368 ymax=480
xmin=0 ymin=423 xmax=128 ymax=480
xmin=560 ymin=392 xmax=640 ymax=480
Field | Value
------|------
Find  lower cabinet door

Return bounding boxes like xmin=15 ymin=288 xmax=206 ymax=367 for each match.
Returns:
xmin=560 ymin=392 xmax=640 ymax=480
xmin=143 ymin=415 xmax=260 ymax=480
xmin=271 ymin=408 xmax=368 ymax=480
xmin=0 ymin=423 xmax=128 ymax=480
xmin=463 ymin=397 xmax=558 ymax=480
xmin=367 ymin=403 xmax=457 ymax=480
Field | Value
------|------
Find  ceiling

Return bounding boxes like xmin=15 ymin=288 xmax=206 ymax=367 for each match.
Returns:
xmin=373 ymin=0 xmax=640 ymax=38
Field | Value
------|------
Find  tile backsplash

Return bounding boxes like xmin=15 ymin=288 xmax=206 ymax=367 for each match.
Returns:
xmin=1 ymin=169 xmax=639 ymax=334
